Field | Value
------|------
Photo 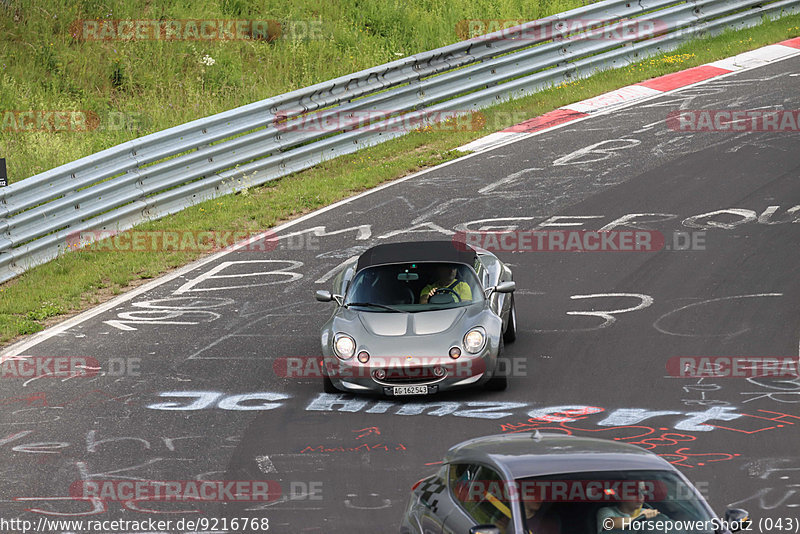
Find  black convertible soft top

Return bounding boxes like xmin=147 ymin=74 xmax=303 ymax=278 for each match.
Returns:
xmin=356 ymin=240 xmax=477 ymax=272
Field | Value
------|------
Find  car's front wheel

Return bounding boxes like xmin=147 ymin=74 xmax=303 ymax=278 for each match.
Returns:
xmin=485 ymin=338 xmax=508 ymax=391
xmin=503 ymin=294 xmax=517 ymax=343
xmin=323 ymin=371 xmax=338 ymax=393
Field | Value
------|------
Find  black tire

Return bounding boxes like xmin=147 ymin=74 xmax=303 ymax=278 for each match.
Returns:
xmin=503 ymin=294 xmax=517 ymax=343
xmin=485 ymin=338 xmax=508 ymax=391
xmin=323 ymin=372 xmax=338 ymax=393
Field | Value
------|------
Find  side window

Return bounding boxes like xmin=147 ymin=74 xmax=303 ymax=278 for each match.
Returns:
xmin=450 ymin=463 xmax=481 ymax=503
xmin=450 ymin=464 xmax=512 ymax=533
xmin=470 ymin=467 xmax=513 ymax=532
xmin=346 ymin=273 xmax=366 ymax=301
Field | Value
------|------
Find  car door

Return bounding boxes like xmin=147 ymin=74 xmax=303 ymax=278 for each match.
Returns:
xmin=443 ymin=463 xmax=516 ymax=534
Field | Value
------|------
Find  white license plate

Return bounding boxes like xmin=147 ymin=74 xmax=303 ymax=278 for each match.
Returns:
xmin=392 ymin=385 xmax=429 ymax=396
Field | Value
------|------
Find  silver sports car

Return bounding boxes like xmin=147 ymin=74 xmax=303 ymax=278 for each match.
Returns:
xmin=315 ymin=240 xmax=516 ymax=395
xmin=400 ymin=432 xmax=751 ymax=534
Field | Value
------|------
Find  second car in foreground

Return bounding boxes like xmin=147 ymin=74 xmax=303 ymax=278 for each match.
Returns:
xmin=401 ymin=432 xmax=750 ymax=534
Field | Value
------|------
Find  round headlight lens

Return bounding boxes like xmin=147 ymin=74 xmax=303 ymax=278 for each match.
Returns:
xmin=449 ymin=347 xmax=462 ymax=359
xmin=334 ymin=334 xmax=356 ymax=360
xmin=357 ymin=351 xmax=370 ymax=364
xmin=463 ymin=329 xmax=485 ymax=354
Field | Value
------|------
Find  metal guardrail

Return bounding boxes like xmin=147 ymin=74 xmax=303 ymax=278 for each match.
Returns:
xmin=1 ymin=0 xmax=798 ymax=283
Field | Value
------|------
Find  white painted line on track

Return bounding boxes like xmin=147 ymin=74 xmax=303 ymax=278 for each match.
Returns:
xmin=255 ymin=455 xmax=277 ymax=474
xmin=708 ymin=44 xmax=800 ymax=71
xmin=561 ymin=85 xmax=663 ymax=114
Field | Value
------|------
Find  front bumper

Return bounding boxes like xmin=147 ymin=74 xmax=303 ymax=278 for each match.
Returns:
xmin=323 ymin=351 xmax=494 ymax=395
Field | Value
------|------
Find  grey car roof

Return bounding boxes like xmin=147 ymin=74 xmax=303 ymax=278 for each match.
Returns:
xmin=444 ymin=433 xmax=675 ymax=480
xmin=355 ymin=240 xmax=477 ymax=272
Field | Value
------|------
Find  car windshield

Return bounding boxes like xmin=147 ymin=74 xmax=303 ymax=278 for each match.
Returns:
xmin=504 ymin=470 xmax=716 ymax=534
xmin=343 ymin=262 xmax=484 ymax=312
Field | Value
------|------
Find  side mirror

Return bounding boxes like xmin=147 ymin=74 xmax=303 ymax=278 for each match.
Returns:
xmin=315 ymin=290 xmax=333 ymax=302
xmin=724 ymin=508 xmax=751 ymax=532
xmin=315 ymin=290 xmax=344 ymax=305
xmin=495 ymin=281 xmax=516 ymax=293
xmin=485 ymin=281 xmax=516 ymax=297
xmin=469 ymin=527 xmax=501 ymax=534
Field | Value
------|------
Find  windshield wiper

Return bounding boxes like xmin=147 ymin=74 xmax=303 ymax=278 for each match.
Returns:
xmin=344 ymin=302 xmax=405 ymax=313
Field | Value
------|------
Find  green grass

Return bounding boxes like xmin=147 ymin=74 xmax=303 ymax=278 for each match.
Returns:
xmin=0 ymin=0 xmax=594 ymax=183
xmin=1 ymin=8 xmax=799 ymax=346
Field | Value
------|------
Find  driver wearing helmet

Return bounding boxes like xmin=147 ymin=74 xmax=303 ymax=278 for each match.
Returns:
xmin=420 ymin=264 xmax=472 ymax=304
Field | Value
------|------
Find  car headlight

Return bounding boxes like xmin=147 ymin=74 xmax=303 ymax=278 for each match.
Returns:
xmin=463 ymin=328 xmax=486 ymax=354
xmin=333 ymin=333 xmax=356 ymax=360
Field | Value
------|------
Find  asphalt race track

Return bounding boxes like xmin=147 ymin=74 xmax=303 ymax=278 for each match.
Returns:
xmin=1 ymin=55 xmax=799 ymax=533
